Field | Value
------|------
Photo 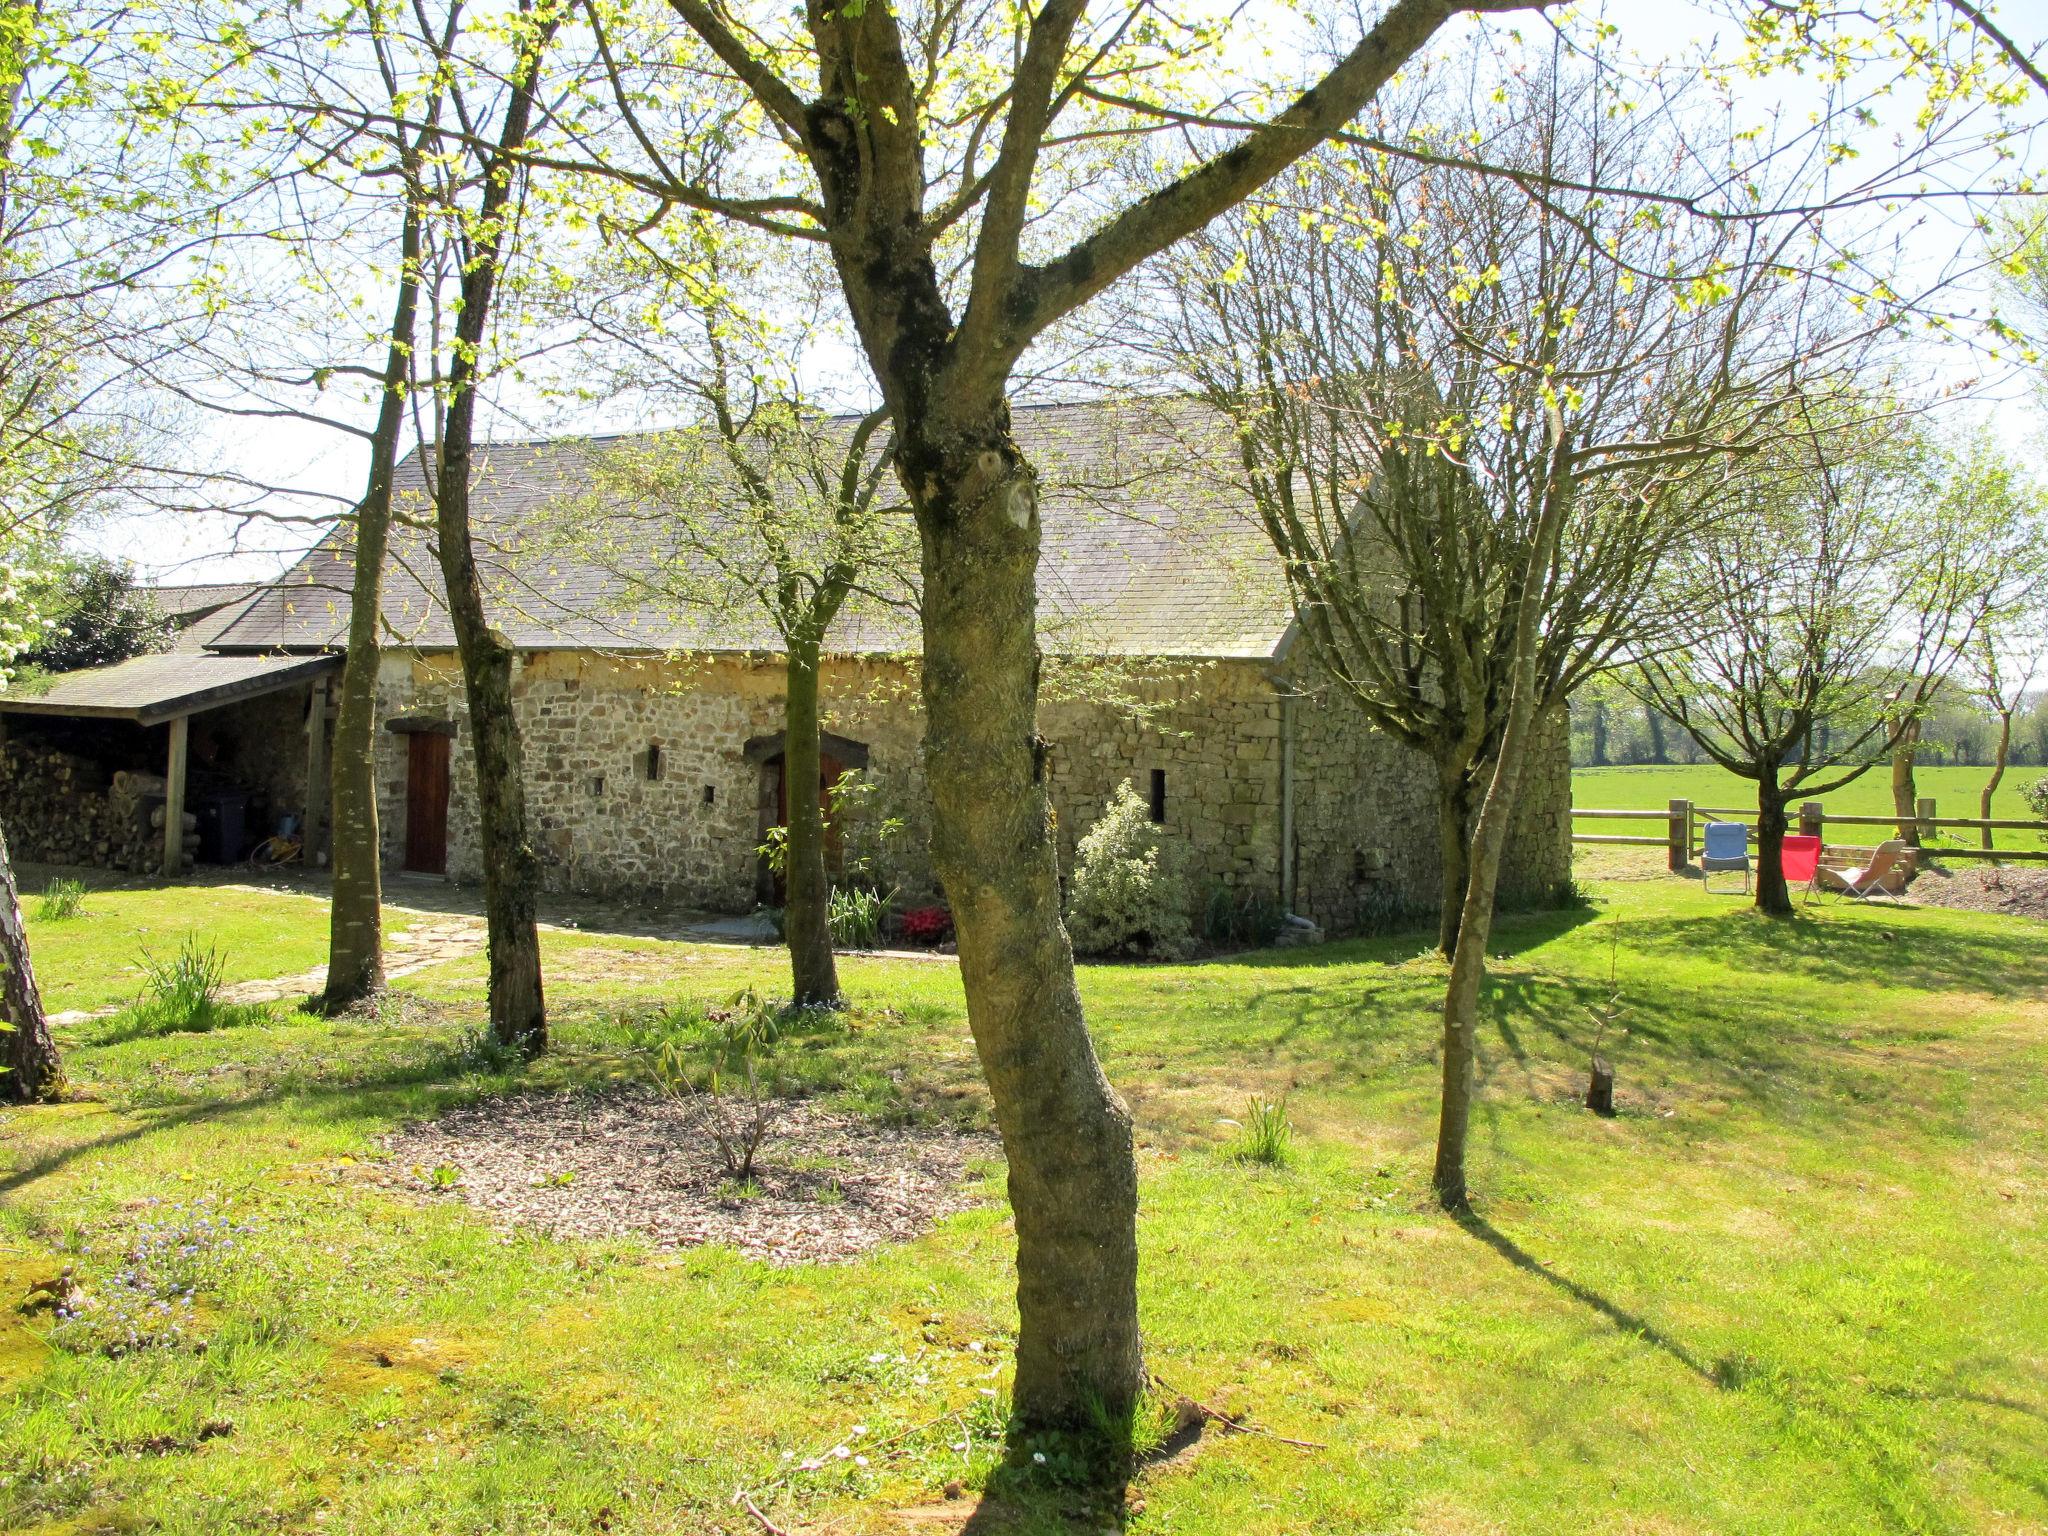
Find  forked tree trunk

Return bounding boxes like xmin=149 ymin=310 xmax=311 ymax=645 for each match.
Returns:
xmin=1980 ymin=709 xmax=2013 ymax=852
xmin=1891 ymin=717 xmax=1921 ymax=847
xmin=903 ymin=405 xmax=1142 ymax=1432
xmin=321 ymin=197 xmax=423 ymax=1013
xmin=0 ymin=818 xmax=59 ymax=1103
xmin=1754 ymin=766 xmax=1794 ymax=916
xmin=1433 ymin=438 xmax=1573 ymax=1212
xmin=782 ymin=638 xmax=841 ymax=1007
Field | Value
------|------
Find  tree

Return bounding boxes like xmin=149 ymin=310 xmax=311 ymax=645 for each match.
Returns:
xmin=1634 ymin=416 xmax=2022 ymax=913
xmin=557 ymin=217 xmax=913 ymax=1006
xmin=0 ymin=815 xmax=56 ymax=1104
xmin=19 ymin=559 xmax=170 ymax=673
xmin=360 ymin=0 xmax=2044 ymax=1436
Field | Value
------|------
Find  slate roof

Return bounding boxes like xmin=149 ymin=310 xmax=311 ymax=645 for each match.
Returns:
xmin=145 ymin=582 xmax=267 ymax=652
xmin=210 ymin=398 xmax=1291 ymax=661
xmin=0 ymin=650 xmax=339 ymax=725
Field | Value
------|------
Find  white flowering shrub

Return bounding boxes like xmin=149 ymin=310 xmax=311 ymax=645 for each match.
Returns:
xmin=1064 ymin=780 xmax=1195 ymax=959
xmin=2022 ymin=775 xmax=2048 ymax=823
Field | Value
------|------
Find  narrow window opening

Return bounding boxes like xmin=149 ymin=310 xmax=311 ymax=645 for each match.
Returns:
xmin=1149 ymin=768 xmax=1167 ymax=824
xmin=590 ymin=775 xmax=605 ymax=798
xmin=702 ymin=784 xmax=716 ymax=806
xmin=645 ymin=742 xmax=663 ymax=782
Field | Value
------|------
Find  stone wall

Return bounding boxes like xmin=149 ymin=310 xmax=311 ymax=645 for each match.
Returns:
xmin=370 ymin=647 xmax=1571 ymax=934
xmin=1286 ymin=680 xmax=1574 ymax=932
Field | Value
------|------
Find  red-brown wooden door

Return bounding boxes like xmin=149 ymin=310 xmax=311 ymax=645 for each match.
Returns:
xmin=404 ymin=732 xmax=450 ymax=874
xmin=768 ymin=750 xmax=844 ymax=901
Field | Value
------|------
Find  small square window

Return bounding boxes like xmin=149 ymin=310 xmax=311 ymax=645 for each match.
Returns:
xmin=590 ymin=775 xmax=605 ymax=798
xmin=702 ymin=784 xmax=716 ymax=806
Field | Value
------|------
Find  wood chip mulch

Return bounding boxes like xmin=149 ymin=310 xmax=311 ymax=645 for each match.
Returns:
xmin=1908 ymin=864 xmax=2048 ymax=921
xmin=375 ymin=1088 xmax=1001 ymax=1266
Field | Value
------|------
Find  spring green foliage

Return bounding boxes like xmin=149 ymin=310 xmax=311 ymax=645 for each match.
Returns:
xmin=1064 ymin=780 xmax=1194 ymax=960
xmin=2 ymin=872 xmax=2046 ymax=1529
xmin=33 ymin=879 xmax=85 ymax=922
xmin=118 ymin=938 xmax=268 ymax=1038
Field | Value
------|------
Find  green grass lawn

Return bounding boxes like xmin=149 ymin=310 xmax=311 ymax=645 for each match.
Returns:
xmin=4 ymin=875 xmax=2046 ymax=1533
xmin=1574 ymin=762 xmax=2048 ymax=853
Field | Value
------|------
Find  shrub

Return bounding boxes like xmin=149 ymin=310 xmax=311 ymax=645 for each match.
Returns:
xmin=1065 ymin=780 xmax=1194 ymax=959
xmin=828 ymin=885 xmax=889 ymax=950
xmin=1227 ymin=1096 xmax=1294 ymax=1166
xmin=898 ymin=904 xmax=953 ymax=946
xmin=35 ymin=878 xmax=87 ymax=921
xmin=2022 ymin=775 xmax=2048 ymax=822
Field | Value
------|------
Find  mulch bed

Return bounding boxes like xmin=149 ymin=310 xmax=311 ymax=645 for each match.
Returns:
xmin=376 ymin=1088 xmax=1000 ymax=1266
xmin=1907 ymin=863 xmax=2048 ymax=921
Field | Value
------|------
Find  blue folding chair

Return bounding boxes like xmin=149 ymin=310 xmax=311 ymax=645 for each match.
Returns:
xmin=1700 ymin=821 xmax=1751 ymax=893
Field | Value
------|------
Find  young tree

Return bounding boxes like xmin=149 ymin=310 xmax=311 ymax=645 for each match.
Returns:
xmin=1635 ymin=417 xmax=2023 ymax=912
xmin=20 ymin=559 xmax=171 ymax=672
xmin=557 ymin=218 xmax=912 ymax=1006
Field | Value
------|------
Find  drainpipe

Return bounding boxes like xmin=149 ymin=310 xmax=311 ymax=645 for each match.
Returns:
xmin=1278 ymin=692 xmax=1296 ymax=913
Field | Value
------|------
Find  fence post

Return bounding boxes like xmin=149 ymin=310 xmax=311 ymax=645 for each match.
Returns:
xmin=1668 ymin=798 xmax=1689 ymax=872
xmin=1916 ymin=796 xmax=1936 ymax=844
xmin=1800 ymin=801 xmax=1824 ymax=843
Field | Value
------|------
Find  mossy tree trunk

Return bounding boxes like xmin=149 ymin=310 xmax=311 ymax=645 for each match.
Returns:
xmin=321 ymin=195 xmax=423 ymax=1013
xmin=782 ymin=633 xmax=840 ymax=1007
xmin=1890 ymin=715 xmax=1921 ymax=847
xmin=0 ymin=817 xmax=58 ymax=1103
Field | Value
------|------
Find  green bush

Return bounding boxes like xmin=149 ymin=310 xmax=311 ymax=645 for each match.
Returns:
xmin=2022 ymin=775 xmax=2048 ymax=822
xmin=1202 ymin=884 xmax=1285 ymax=947
xmin=1065 ymin=780 xmax=1194 ymax=959
xmin=828 ymin=885 xmax=889 ymax=949
xmin=35 ymin=878 xmax=87 ymax=921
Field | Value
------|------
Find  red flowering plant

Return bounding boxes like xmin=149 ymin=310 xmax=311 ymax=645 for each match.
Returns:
xmin=897 ymin=905 xmax=953 ymax=946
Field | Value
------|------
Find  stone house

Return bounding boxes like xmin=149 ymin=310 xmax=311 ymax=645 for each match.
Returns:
xmin=3 ymin=400 xmax=1571 ymax=932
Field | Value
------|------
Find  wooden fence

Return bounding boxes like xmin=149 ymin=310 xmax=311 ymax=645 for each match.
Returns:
xmin=1572 ymin=797 xmax=2048 ymax=871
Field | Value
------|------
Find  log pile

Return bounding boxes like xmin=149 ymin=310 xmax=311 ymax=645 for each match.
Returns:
xmin=0 ymin=743 xmax=193 ymax=872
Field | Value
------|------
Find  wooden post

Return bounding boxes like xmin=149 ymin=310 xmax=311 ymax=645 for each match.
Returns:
xmin=162 ymin=713 xmax=189 ymax=878
xmin=1916 ymin=796 xmax=1936 ymax=845
xmin=1667 ymin=798 xmax=1689 ymax=871
xmin=304 ymin=677 xmax=330 ymax=865
xmin=1800 ymin=801 xmax=1824 ymax=842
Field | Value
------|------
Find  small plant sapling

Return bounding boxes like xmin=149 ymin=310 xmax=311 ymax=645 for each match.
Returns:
xmin=653 ymin=1026 xmax=779 ymax=1181
xmin=1585 ymin=931 xmax=1629 ymax=1116
xmin=1227 ymin=1096 xmax=1294 ymax=1166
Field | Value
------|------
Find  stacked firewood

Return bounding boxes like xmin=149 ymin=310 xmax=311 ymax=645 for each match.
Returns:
xmin=0 ymin=745 xmax=193 ymax=872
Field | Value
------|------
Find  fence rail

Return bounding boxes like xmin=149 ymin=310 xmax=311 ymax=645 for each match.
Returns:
xmin=1572 ymin=795 xmax=2048 ymax=869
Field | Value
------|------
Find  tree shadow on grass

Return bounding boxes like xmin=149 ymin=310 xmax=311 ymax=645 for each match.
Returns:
xmin=1622 ymin=905 xmax=2048 ymax=1000
xmin=1454 ymin=1208 xmax=1720 ymax=1387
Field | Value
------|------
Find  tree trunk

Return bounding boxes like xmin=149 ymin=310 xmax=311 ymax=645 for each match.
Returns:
xmin=321 ymin=196 xmax=422 ymax=1013
xmin=425 ymin=21 xmax=557 ymax=1058
xmin=1590 ymin=700 xmax=1608 ymax=766
xmin=782 ymin=637 xmax=841 ymax=1007
xmin=903 ymin=405 xmax=1142 ymax=1434
xmin=1432 ymin=436 xmax=1574 ymax=1212
xmin=1981 ymin=708 xmax=2013 ymax=852
xmin=1754 ymin=766 xmax=1794 ymax=916
xmin=1435 ymin=761 xmax=1475 ymax=956
xmin=0 ymin=817 xmax=59 ymax=1103
xmin=1891 ymin=717 xmax=1921 ymax=847
xmin=1645 ymin=708 xmax=1668 ymax=765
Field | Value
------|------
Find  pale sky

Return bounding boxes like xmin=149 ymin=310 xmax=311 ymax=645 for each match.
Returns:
xmin=83 ymin=0 xmax=2048 ymax=586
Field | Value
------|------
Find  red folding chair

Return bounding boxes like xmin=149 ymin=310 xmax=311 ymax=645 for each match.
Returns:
xmin=1781 ymin=834 xmax=1822 ymax=903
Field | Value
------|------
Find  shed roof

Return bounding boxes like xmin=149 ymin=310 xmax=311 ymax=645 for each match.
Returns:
xmin=211 ymin=397 xmax=1291 ymax=661
xmin=0 ymin=650 xmax=338 ymax=725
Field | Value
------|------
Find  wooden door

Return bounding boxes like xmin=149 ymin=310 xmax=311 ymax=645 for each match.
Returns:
xmin=768 ymin=750 xmax=844 ymax=902
xmin=404 ymin=731 xmax=450 ymax=875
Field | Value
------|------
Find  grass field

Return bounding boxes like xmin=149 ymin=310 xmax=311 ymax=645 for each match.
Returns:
xmin=1573 ymin=762 xmax=2048 ymax=854
xmin=4 ymin=874 xmax=2047 ymax=1533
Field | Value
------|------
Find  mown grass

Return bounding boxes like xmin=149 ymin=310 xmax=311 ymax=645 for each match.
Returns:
xmin=2 ymin=873 xmax=2045 ymax=1533
xmin=1573 ymin=762 xmax=2048 ymax=854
